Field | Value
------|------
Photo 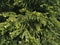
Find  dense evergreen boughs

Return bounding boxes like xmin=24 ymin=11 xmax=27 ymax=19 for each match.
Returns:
xmin=0 ymin=0 xmax=60 ymax=45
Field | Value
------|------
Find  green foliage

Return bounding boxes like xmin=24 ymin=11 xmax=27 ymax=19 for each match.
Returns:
xmin=0 ymin=0 xmax=60 ymax=45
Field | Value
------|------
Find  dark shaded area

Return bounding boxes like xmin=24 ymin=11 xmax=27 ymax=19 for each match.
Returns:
xmin=57 ymin=18 xmax=60 ymax=22
xmin=13 ymin=35 xmax=22 ymax=41
xmin=0 ymin=16 xmax=9 ymax=23
xmin=12 ymin=5 xmax=21 ymax=15
xmin=23 ymin=0 xmax=48 ymax=13
xmin=56 ymin=15 xmax=60 ymax=22
xmin=0 ymin=0 xmax=14 ymax=13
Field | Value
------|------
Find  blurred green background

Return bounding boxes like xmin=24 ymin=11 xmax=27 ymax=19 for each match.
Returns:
xmin=0 ymin=0 xmax=60 ymax=45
